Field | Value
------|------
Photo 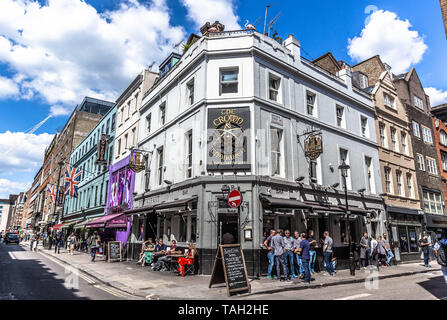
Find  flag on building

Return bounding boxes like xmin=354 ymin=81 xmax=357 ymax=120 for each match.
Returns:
xmin=48 ymin=185 xmax=57 ymax=203
xmin=64 ymin=166 xmax=81 ymax=197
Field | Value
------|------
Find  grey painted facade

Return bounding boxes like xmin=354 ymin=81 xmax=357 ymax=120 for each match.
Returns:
xmin=130 ymin=31 xmax=385 ymax=275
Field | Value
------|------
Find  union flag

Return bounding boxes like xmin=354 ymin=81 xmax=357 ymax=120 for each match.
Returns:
xmin=64 ymin=166 xmax=81 ymax=198
xmin=47 ymin=185 xmax=57 ymax=203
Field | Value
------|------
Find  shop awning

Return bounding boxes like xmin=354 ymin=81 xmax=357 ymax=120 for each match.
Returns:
xmin=73 ymin=219 xmax=90 ymax=230
xmin=425 ymin=214 xmax=447 ymax=229
xmin=259 ymin=194 xmax=312 ymax=210
xmin=61 ymin=221 xmax=78 ymax=229
xmin=52 ymin=223 xmax=63 ymax=230
xmin=124 ymin=205 xmax=154 ymax=216
xmin=154 ymin=196 xmax=198 ymax=211
xmin=387 ymin=205 xmax=422 ymax=216
xmin=337 ymin=205 xmax=371 ymax=216
xmin=86 ymin=213 xmax=128 ymax=229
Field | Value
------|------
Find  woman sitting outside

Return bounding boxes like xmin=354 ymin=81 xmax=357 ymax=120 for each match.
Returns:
xmin=157 ymin=240 xmax=182 ymax=270
xmin=137 ymin=238 xmax=155 ymax=267
xmin=178 ymin=242 xmax=197 ymax=277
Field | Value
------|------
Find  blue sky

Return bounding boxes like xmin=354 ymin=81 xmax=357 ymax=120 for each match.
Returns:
xmin=0 ymin=0 xmax=445 ymax=197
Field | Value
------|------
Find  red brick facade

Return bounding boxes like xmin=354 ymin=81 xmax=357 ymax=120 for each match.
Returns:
xmin=432 ymin=116 xmax=447 ymax=208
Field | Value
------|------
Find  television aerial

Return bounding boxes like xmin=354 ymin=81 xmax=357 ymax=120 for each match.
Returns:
xmin=268 ymin=12 xmax=283 ymax=37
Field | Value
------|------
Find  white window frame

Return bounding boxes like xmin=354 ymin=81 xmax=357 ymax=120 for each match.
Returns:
xmin=390 ymin=127 xmax=398 ymax=152
xmin=360 ymin=116 xmax=369 ymax=138
xmin=401 ymin=131 xmax=407 ymax=155
xmin=384 ymin=167 xmax=392 ymax=194
xmin=219 ymin=67 xmax=239 ymax=95
xmin=442 ymin=152 xmax=447 ymax=171
xmin=441 ymin=131 xmax=447 ymax=146
xmin=423 ymin=191 xmax=443 ymax=215
xmin=336 ymin=105 xmax=346 ymax=129
xmin=270 ymin=127 xmax=284 ymax=177
xmin=426 ymin=157 xmax=438 ymax=175
xmin=157 ymin=146 xmax=164 ymax=186
xmin=365 ymin=156 xmax=375 ymax=194
xmin=406 ymin=173 xmax=413 ymax=198
xmin=268 ymin=73 xmax=282 ymax=103
xmin=306 ymin=90 xmax=317 ymax=117
xmin=384 ymin=92 xmax=395 ymax=109
xmin=159 ymin=102 xmax=166 ymax=126
xmin=186 ymin=78 xmax=195 ymax=106
xmin=146 ymin=113 xmax=151 ymax=133
xmin=396 ymin=170 xmax=403 ymax=196
xmin=339 ymin=148 xmax=352 ymax=190
xmin=185 ymin=130 xmax=193 ymax=179
xmin=422 ymin=126 xmax=433 ymax=144
xmin=412 ymin=121 xmax=421 ymax=138
xmin=379 ymin=122 xmax=387 ymax=148
xmin=414 ymin=95 xmax=424 ymax=110
xmin=416 ymin=153 xmax=425 ymax=171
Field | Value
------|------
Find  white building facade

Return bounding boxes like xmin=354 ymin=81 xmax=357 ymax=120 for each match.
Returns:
xmin=130 ymin=30 xmax=385 ymax=275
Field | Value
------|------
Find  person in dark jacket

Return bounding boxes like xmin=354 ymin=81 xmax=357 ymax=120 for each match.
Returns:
xmin=434 ymin=232 xmax=447 ymax=284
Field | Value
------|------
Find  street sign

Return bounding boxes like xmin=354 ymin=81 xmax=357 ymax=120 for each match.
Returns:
xmin=227 ymin=190 xmax=242 ymax=208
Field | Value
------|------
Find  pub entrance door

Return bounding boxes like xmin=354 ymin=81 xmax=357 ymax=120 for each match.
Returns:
xmin=218 ymin=213 xmax=239 ymax=244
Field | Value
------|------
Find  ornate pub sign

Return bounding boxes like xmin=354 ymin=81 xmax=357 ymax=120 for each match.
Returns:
xmin=129 ymin=150 xmax=146 ymax=173
xmin=207 ymin=107 xmax=251 ymax=171
xmin=96 ymin=134 xmax=108 ymax=165
xmin=304 ymin=134 xmax=323 ymax=160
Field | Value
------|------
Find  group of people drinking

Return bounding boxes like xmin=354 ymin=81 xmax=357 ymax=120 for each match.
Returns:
xmin=264 ymin=229 xmax=336 ymax=283
xmin=137 ymin=238 xmax=197 ymax=277
xmin=264 ymin=229 xmax=397 ymax=283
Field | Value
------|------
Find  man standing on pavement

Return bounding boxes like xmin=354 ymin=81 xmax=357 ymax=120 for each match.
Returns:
xmin=369 ymin=234 xmax=378 ymax=270
xmin=360 ymin=232 xmax=370 ymax=269
xmin=298 ymin=232 xmax=312 ymax=284
xmin=264 ymin=229 xmax=277 ymax=279
xmin=323 ymin=231 xmax=335 ymax=276
xmin=293 ymin=231 xmax=304 ymax=278
xmin=283 ymin=230 xmax=297 ymax=279
xmin=383 ymin=233 xmax=393 ymax=266
xmin=434 ymin=232 xmax=447 ymax=285
xmin=54 ymin=230 xmax=62 ymax=254
xmin=271 ymin=229 xmax=289 ymax=282
xmin=419 ymin=233 xmax=432 ymax=268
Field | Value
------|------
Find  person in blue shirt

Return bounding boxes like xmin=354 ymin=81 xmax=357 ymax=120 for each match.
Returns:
xmin=298 ymin=232 xmax=312 ymax=284
xmin=153 ymin=238 xmax=167 ymax=263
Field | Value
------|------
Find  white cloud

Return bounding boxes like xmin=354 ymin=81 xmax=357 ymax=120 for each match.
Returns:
xmin=0 ymin=76 xmax=19 ymax=99
xmin=0 ymin=179 xmax=30 ymax=198
xmin=181 ymin=0 xmax=240 ymax=31
xmin=0 ymin=0 xmax=186 ymax=114
xmin=348 ymin=10 xmax=427 ymax=74
xmin=0 ymin=131 xmax=54 ymax=176
xmin=425 ymin=87 xmax=447 ymax=107
xmin=50 ymin=105 xmax=72 ymax=117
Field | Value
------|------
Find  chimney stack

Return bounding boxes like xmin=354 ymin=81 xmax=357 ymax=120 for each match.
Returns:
xmin=336 ymin=62 xmax=352 ymax=90
xmin=283 ymin=34 xmax=301 ymax=59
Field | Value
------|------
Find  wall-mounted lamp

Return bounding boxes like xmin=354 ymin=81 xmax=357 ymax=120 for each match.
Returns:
xmin=358 ymin=188 xmax=366 ymax=193
xmin=295 ymin=176 xmax=305 ymax=183
xmin=331 ymin=182 xmax=340 ymax=189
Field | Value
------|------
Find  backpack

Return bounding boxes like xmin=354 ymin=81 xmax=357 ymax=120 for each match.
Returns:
xmin=437 ymin=242 xmax=447 ymax=267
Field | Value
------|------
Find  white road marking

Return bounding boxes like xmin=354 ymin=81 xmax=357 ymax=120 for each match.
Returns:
xmin=335 ymin=293 xmax=372 ymax=300
xmin=8 ymin=252 xmax=16 ymax=260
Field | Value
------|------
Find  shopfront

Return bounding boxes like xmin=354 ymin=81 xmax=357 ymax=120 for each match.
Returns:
xmin=387 ymin=206 xmax=424 ymax=262
xmin=424 ymin=213 xmax=447 ymax=242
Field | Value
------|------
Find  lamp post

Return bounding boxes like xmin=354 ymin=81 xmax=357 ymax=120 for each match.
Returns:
xmin=338 ymin=159 xmax=351 ymax=253
xmin=52 ymin=160 xmax=65 ymax=225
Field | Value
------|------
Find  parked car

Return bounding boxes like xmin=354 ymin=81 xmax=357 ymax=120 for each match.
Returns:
xmin=4 ymin=233 xmax=19 ymax=245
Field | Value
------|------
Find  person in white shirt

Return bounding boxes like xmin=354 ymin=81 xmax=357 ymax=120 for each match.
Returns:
xmin=369 ymin=234 xmax=379 ymax=270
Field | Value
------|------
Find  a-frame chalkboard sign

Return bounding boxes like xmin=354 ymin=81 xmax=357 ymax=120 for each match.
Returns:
xmin=208 ymin=244 xmax=251 ymax=297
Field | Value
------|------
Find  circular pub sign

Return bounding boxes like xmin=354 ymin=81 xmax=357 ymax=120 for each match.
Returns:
xmin=228 ymin=190 xmax=242 ymax=208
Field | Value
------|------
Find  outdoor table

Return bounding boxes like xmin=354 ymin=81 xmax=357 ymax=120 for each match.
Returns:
xmin=166 ymin=254 xmax=184 ymax=273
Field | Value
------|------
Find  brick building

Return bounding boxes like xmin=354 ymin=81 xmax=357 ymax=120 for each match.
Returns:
xmin=353 ymin=56 xmax=422 ymax=262
xmin=42 ymin=97 xmax=114 ymax=229
xmin=393 ymin=68 xmax=445 ymax=247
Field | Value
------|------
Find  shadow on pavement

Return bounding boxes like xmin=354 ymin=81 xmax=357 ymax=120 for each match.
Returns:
xmin=417 ymin=275 xmax=447 ymax=299
xmin=0 ymin=242 xmax=90 ymax=300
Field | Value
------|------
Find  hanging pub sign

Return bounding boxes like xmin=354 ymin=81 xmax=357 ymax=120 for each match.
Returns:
xmin=96 ymin=134 xmax=108 ymax=165
xmin=304 ymin=134 xmax=323 ymax=160
xmin=129 ymin=150 xmax=146 ymax=173
xmin=207 ymin=107 xmax=251 ymax=171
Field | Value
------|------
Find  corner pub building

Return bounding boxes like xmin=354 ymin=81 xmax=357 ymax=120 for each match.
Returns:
xmin=129 ymin=24 xmax=385 ymax=276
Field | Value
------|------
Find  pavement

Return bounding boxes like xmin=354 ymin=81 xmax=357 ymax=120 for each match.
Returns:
xmin=22 ymin=240 xmax=443 ymax=300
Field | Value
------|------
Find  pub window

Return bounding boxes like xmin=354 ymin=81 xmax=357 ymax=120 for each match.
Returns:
xmin=270 ymin=128 xmax=283 ymax=176
xmin=186 ymin=79 xmax=195 ymax=106
xmin=185 ymin=130 xmax=193 ymax=178
xmin=146 ymin=113 xmax=152 ymax=133
xmin=361 ymin=116 xmax=368 ymax=137
xmin=365 ymin=156 xmax=375 ymax=194
xmin=306 ymin=91 xmax=316 ymax=116
xmin=269 ymin=73 xmax=281 ymax=102
xmin=220 ymin=68 xmax=238 ymax=94
xmin=336 ymin=105 xmax=345 ymax=128
xmin=190 ymin=215 xmax=197 ymax=242
xmin=157 ymin=146 xmax=164 ymax=185
xmin=159 ymin=102 xmax=166 ymax=126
